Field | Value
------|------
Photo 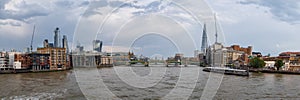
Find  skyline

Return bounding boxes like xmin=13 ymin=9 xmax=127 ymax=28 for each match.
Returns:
xmin=0 ymin=0 xmax=299 ymax=57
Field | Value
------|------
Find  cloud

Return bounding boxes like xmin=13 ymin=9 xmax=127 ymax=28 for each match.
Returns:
xmin=207 ymin=0 xmax=300 ymax=56
xmin=0 ymin=0 xmax=50 ymax=22
xmin=238 ymin=0 xmax=300 ymax=24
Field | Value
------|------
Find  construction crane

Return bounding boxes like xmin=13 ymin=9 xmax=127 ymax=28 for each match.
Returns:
xmin=30 ymin=25 xmax=36 ymax=53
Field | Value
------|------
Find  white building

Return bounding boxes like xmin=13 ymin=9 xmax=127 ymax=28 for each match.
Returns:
xmin=206 ymin=43 xmax=244 ymax=67
xmin=264 ymin=61 xmax=275 ymax=68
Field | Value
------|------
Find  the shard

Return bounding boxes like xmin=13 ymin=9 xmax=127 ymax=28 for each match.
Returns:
xmin=201 ymin=23 xmax=208 ymax=53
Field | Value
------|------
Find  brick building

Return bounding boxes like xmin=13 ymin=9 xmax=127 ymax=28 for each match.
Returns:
xmin=37 ymin=47 xmax=68 ymax=70
xmin=14 ymin=53 xmax=50 ymax=70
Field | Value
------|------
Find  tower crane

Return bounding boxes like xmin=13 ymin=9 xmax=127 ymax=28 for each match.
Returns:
xmin=30 ymin=25 xmax=36 ymax=53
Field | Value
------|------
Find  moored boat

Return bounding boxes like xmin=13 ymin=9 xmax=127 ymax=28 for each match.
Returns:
xmin=203 ymin=67 xmax=249 ymax=76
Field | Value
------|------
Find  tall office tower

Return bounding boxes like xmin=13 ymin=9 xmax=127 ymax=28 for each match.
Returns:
xmin=201 ymin=23 xmax=208 ymax=53
xmin=43 ymin=39 xmax=49 ymax=48
xmin=62 ymin=35 xmax=69 ymax=54
xmin=93 ymin=40 xmax=103 ymax=52
xmin=54 ymin=27 xmax=61 ymax=48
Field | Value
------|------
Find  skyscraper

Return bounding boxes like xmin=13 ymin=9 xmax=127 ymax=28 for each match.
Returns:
xmin=201 ymin=23 xmax=208 ymax=53
xmin=62 ymin=35 xmax=69 ymax=54
xmin=93 ymin=40 xmax=103 ymax=52
xmin=54 ymin=27 xmax=61 ymax=48
xmin=43 ymin=39 xmax=49 ymax=48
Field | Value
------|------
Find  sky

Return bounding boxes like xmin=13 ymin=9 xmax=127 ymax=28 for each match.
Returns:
xmin=0 ymin=0 xmax=299 ymax=57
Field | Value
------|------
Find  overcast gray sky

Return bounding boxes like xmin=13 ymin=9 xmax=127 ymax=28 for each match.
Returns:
xmin=0 ymin=0 xmax=299 ymax=57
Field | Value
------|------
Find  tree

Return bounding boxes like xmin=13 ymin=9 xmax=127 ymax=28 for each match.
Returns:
xmin=274 ymin=59 xmax=284 ymax=71
xmin=249 ymin=57 xmax=266 ymax=68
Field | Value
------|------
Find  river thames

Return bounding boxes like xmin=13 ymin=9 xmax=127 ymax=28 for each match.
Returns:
xmin=1 ymin=66 xmax=300 ymax=100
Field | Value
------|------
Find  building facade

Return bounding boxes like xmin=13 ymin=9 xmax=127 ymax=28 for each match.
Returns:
xmin=0 ymin=52 xmax=10 ymax=70
xmin=206 ymin=43 xmax=252 ymax=67
xmin=278 ymin=52 xmax=300 ymax=71
xmin=71 ymin=52 xmax=113 ymax=67
xmin=37 ymin=47 xmax=67 ymax=70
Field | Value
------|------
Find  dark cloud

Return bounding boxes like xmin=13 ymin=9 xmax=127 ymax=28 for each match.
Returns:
xmin=238 ymin=0 xmax=300 ymax=24
xmin=0 ymin=0 xmax=50 ymax=23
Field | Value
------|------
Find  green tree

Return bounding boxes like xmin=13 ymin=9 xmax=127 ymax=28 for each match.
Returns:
xmin=274 ymin=59 xmax=284 ymax=71
xmin=249 ymin=57 xmax=266 ymax=68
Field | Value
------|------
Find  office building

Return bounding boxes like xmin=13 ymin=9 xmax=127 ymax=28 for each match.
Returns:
xmin=62 ymin=35 xmax=69 ymax=54
xmin=93 ymin=40 xmax=103 ymax=52
xmin=54 ymin=27 xmax=61 ymax=48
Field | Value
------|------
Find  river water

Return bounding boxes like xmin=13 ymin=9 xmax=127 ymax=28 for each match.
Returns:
xmin=1 ymin=66 xmax=300 ymax=100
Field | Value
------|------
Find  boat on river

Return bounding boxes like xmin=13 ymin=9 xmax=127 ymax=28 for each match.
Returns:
xmin=203 ymin=67 xmax=249 ymax=76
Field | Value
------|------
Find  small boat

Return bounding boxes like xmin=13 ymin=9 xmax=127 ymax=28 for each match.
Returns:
xmin=203 ymin=67 xmax=249 ymax=76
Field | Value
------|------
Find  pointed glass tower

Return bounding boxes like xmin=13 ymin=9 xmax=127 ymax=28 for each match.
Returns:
xmin=201 ymin=23 xmax=208 ymax=53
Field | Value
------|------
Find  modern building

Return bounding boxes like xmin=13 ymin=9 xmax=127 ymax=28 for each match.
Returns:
xmin=54 ymin=27 xmax=61 ymax=48
xmin=201 ymin=23 xmax=208 ymax=53
xmin=93 ymin=40 xmax=103 ymax=52
xmin=62 ymin=35 xmax=69 ymax=54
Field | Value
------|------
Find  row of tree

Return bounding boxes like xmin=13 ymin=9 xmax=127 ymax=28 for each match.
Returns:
xmin=249 ymin=57 xmax=284 ymax=70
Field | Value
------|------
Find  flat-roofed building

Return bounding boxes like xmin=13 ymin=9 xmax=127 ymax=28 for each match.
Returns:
xmin=37 ymin=47 xmax=67 ymax=70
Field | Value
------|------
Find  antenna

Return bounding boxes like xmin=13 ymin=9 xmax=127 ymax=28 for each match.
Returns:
xmin=214 ymin=13 xmax=218 ymax=44
xmin=30 ymin=25 xmax=36 ymax=53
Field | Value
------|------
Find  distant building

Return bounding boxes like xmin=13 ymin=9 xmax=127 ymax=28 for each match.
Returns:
xmin=194 ymin=50 xmax=201 ymax=58
xmin=75 ymin=44 xmax=84 ymax=52
xmin=14 ymin=53 xmax=31 ymax=69
xmin=252 ymin=52 xmax=263 ymax=58
xmin=278 ymin=52 xmax=300 ymax=71
xmin=14 ymin=53 xmax=50 ymax=70
xmin=206 ymin=43 xmax=253 ymax=67
xmin=37 ymin=47 xmax=68 ymax=70
xmin=263 ymin=57 xmax=277 ymax=69
xmin=231 ymin=45 xmax=252 ymax=55
xmin=93 ymin=40 xmax=103 ymax=52
xmin=201 ymin=23 xmax=208 ymax=54
xmin=71 ymin=52 xmax=113 ymax=67
xmin=44 ymin=39 xmax=49 ymax=48
xmin=0 ymin=52 xmax=10 ymax=70
xmin=49 ymin=43 xmax=54 ymax=48
xmin=206 ymin=42 xmax=224 ymax=66
xmin=62 ymin=35 xmax=69 ymax=54
xmin=109 ymin=52 xmax=130 ymax=65
xmin=54 ymin=27 xmax=61 ymax=48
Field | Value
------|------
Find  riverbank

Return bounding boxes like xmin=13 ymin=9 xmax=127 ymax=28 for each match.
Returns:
xmin=250 ymin=69 xmax=300 ymax=75
xmin=0 ymin=68 xmax=72 ymax=74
